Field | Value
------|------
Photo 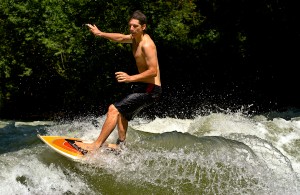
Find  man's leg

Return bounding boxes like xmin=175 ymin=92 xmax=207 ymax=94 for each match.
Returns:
xmin=107 ymin=114 xmax=128 ymax=150
xmin=117 ymin=114 xmax=128 ymax=142
xmin=75 ymin=104 xmax=120 ymax=151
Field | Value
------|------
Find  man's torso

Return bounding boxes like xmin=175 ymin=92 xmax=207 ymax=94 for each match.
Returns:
xmin=132 ymin=34 xmax=161 ymax=86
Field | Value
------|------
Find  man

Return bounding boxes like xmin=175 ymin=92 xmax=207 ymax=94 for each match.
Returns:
xmin=75 ymin=10 xmax=161 ymax=152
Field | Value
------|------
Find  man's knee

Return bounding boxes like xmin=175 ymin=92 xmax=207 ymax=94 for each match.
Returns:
xmin=108 ymin=104 xmax=119 ymax=116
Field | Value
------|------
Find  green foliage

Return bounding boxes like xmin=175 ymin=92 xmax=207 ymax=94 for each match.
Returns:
xmin=146 ymin=0 xmax=206 ymax=47
xmin=0 ymin=0 xmax=137 ymax=118
xmin=0 ymin=0 xmax=296 ymax=119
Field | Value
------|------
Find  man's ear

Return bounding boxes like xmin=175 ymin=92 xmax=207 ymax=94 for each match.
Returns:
xmin=142 ymin=24 xmax=146 ymax=31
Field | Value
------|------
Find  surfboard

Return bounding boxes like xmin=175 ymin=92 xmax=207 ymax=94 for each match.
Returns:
xmin=37 ymin=134 xmax=90 ymax=161
xmin=38 ymin=134 xmax=121 ymax=161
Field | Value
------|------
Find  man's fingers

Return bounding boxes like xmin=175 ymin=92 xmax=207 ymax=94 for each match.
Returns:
xmin=115 ymin=72 xmax=129 ymax=83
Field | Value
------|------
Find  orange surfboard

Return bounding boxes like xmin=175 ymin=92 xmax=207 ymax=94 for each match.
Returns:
xmin=38 ymin=134 xmax=90 ymax=161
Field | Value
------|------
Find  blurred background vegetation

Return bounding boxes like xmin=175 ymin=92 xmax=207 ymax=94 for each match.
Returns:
xmin=0 ymin=0 xmax=299 ymax=120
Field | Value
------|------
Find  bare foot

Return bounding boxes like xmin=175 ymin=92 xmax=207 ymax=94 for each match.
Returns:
xmin=75 ymin=141 xmax=99 ymax=151
xmin=107 ymin=143 xmax=119 ymax=150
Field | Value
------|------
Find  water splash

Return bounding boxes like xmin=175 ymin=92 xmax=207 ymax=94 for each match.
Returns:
xmin=1 ymin=108 xmax=300 ymax=194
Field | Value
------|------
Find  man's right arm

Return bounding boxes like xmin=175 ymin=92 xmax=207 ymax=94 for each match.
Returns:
xmin=86 ymin=24 xmax=132 ymax=43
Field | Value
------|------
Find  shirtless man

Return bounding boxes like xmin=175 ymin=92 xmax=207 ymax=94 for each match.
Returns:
xmin=75 ymin=10 xmax=161 ymax=152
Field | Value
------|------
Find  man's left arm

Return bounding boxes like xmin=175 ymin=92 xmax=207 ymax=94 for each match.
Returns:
xmin=115 ymin=43 xmax=158 ymax=83
xmin=130 ymin=44 xmax=158 ymax=82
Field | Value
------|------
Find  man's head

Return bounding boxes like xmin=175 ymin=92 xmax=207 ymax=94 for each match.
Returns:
xmin=130 ymin=10 xmax=147 ymax=26
xmin=128 ymin=10 xmax=147 ymax=37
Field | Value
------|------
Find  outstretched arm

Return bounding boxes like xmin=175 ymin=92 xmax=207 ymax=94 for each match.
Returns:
xmin=86 ymin=24 xmax=132 ymax=43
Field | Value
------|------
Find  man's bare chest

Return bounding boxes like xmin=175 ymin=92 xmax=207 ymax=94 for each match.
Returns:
xmin=133 ymin=45 xmax=145 ymax=62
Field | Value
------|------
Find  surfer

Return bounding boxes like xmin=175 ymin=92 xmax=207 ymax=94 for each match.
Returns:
xmin=75 ymin=10 xmax=162 ymax=152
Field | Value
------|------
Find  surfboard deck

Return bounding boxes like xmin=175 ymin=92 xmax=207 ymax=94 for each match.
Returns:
xmin=38 ymin=134 xmax=121 ymax=161
xmin=37 ymin=134 xmax=90 ymax=161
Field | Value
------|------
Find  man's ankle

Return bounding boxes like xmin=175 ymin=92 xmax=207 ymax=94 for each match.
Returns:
xmin=116 ymin=138 xmax=125 ymax=145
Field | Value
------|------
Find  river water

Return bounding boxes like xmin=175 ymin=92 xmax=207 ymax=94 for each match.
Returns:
xmin=1 ymin=108 xmax=300 ymax=194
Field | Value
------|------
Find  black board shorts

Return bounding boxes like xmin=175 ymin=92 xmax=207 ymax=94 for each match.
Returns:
xmin=113 ymin=83 xmax=162 ymax=121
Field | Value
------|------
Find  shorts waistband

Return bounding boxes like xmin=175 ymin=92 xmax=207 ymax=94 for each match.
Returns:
xmin=131 ymin=83 xmax=162 ymax=94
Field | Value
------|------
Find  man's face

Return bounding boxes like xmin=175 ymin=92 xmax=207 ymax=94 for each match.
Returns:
xmin=128 ymin=19 xmax=146 ymax=37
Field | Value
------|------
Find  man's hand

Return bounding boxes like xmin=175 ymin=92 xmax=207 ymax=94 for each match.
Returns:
xmin=115 ymin=72 xmax=131 ymax=83
xmin=85 ymin=24 xmax=102 ymax=36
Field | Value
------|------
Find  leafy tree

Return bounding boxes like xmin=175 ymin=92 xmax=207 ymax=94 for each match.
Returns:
xmin=1 ymin=0 xmax=299 ymax=119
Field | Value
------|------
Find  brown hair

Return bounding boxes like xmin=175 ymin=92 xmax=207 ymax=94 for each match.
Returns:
xmin=130 ymin=10 xmax=147 ymax=26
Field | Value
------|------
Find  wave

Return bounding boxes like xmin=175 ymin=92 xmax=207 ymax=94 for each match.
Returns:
xmin=1 ymin=108 xmax=300 ymax=194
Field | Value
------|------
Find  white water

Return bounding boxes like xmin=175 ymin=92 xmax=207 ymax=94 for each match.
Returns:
xmin=1 ymin=108 xmax=300 ymax=194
